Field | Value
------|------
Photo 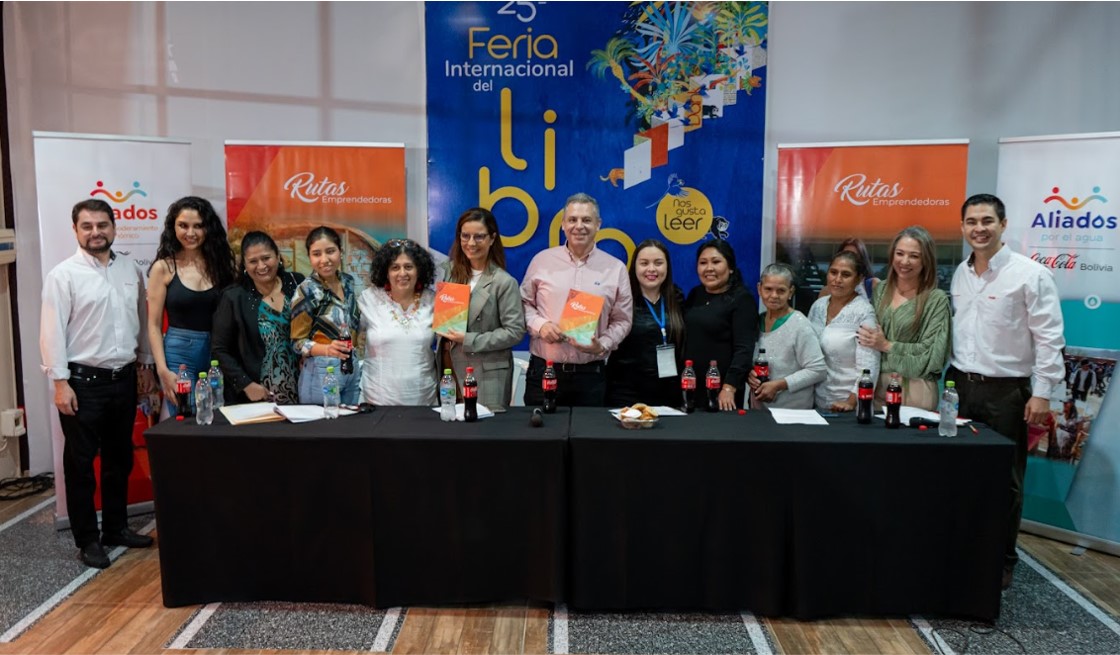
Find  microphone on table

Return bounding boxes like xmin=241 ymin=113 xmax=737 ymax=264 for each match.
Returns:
xmin=530 ymin=408 xmax=544 ymax=428
xmin=908 ymin=417 xmax=940 ymax=429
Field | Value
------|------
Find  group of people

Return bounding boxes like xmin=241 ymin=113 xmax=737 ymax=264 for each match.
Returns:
xmin=41 ymin=192 xmax=1064 ymax=592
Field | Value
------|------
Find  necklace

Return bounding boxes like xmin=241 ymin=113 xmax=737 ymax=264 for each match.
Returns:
xmin=387 ymin=290 xmax=422 ymax=327
xmin=255 ymin=278 xmax=284 ymax=306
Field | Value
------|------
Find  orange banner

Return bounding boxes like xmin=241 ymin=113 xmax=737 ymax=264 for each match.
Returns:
xmin=225 ymin=142 xmax=407 ymax=292
xmin=776 ymin=142 xmax=968 ymax=242
xmin=775 ymin=141 xmax=968 ymax=313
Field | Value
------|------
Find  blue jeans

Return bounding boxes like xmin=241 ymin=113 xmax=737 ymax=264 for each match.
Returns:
xmin=163 ymin=327 xmax=212 ymax=416
xmin=299 ymin=356 xmax=361 ymax=406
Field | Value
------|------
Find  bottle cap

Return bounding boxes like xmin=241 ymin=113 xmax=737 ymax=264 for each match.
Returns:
xmin=466 ymin=367 xmax=474 ymax=374
xmin=211 ymin=360 xmax=219 ymax=366
xmin=919 ymin=425 xmax=928 ymax=431
xmin=198 ymin=372 xmax=207 ymax=379
xmin=685 ymin=359 xmax=693 ymax=366
xmin=326 ymin=366 xmax=335 ymax=373
xmin=738 ymin=409 xmax=746 ymax=415
xmin=176 ymin=415 xmax=184 ymax=421
xmin=946 ymin=380 xmax=955 ymax=388
xmin=444 ymin=368 xmax=452 ymax=375
xmin=546 ymin=360 xmax=554 ymax=366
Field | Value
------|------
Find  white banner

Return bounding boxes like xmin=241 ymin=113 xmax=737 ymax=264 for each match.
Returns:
xmin=997 ymin=132 xmax=1120 ymax=548
xmin=33 ymin=132 xmax=192 ymax=523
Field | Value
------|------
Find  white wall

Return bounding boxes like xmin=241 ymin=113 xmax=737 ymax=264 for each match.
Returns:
xmin=5 ymin=1 xmax=1120 ymax=474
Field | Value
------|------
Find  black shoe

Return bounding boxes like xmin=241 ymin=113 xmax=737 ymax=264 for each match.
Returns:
xmin=79 ymin=542 xmax=111 ymax=569
xmin=101 ymin=528 xmax=154 ymax=549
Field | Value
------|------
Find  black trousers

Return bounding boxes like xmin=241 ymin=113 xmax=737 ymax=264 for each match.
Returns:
xmin=57 ymin=368 xmax=138 ymax=548
xmin=946 ymin=366 xmax=1031 ymax=572
xmin=524 ymin=355 xmax=607 ymax=407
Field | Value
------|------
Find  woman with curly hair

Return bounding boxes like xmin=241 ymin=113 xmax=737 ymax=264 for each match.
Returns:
xmin=147 ymin=196 xmax=236 ymax=415
xmin=359 ymin=238 xmax=438 ymax=406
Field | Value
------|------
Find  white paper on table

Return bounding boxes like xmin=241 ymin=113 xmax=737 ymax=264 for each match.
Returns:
xmin=429 ymin=403 xmax=495 ymax=421
xmin=273 ymin=404 xmax=358 ymax=423
xmin=219 ymin=402 xmax=283 ymax=425
xmin=879 ymin=405 xmax=969 ymax=426
xmin=608 ymin=406 xmax=686 ymax=419
xmin=768 ymin=408 xmax=830 ymax=425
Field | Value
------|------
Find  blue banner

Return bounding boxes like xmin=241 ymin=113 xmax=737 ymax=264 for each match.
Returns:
xmin=425 ymin=1 xmax=768 ymax=295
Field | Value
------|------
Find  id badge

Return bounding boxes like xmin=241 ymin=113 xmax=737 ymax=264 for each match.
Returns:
xmin=656 ymin=344 xmax=678 ymax=378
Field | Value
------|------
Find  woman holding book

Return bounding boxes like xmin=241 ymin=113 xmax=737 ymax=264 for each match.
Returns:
xmin=437 ymin=208 xmax=526 ymax=411
xmin=359 ymin=238 xmax=438 ymax=406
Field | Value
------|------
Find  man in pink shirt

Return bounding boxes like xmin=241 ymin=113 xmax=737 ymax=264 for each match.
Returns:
xmin=520 ymin=193 xmax=633 ymax=406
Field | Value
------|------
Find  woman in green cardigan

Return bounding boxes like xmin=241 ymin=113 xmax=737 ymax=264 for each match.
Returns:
xmin=857 ymin=226 xmax=950 ymax=410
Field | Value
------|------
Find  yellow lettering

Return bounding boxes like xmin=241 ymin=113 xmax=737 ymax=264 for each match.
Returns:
xmin=488 ymin=34 xmax=512 ymax=58
xmin=479 ymin=166 xmax=537 ymax=246
xmin=500 ymin=88 xmax=527 ymax=171
xmin=543 ymin=110 xmax=557 ymax=191
xmin=534 ymin=35 xmax=558 ymax=59
xmin=468 ymin=27 xmax=488 ymax=58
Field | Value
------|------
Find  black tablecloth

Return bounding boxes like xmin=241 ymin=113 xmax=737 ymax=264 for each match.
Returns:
xmin=567 ymin=411 xmax=1013 ymax=620
xmin=146 ymin=407 xmax=568 ymax=608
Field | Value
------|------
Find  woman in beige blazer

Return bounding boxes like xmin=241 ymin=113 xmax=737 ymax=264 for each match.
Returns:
xmin=439 ymin=208 xmax=526 ymax=411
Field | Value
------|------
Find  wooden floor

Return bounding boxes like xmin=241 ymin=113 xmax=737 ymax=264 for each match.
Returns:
xmin=2 ymin=492 xmax=1119 ymax=655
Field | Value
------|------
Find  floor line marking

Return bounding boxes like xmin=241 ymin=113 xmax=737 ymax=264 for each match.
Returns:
xmin=1018 ymin=547 xmax=1120 ymax=636
xmin=0 ymin=497 xmax=55 ymax=534
xmin=911 ymin=614 xmax=957 ymax=655
xmin=370 ymin=606 xmax=402 ymax=652
xmin=740 ymin=611 xmax=774 ymax=655
xmin=1 ymin=565 xmax=101 ymax=643
xmin=167 ymin=602 xmax=222 ymax=649
xmin=552 ymin=604 xmax=569 ymax=654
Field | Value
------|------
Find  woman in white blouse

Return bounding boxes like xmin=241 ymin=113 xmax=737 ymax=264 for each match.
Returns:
xmin=807 ymin=251 xmax=881 ymax=412
xmin=359 ymin=239 xmax=438 ymax=406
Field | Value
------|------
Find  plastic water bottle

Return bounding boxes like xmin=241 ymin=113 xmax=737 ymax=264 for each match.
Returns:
xmin=194 ymin=372 xmax=213 ymax=425
xmin=680 ymin=360 xmax=696 ymax=413
xmin=440 ymin=368 xmax=457 ymax=421
xmin=939 ymin=380 xmax=959 ymax=437
xmin=207 ymin=360 xmax=225 ymax=408
xmin=175 ymin=364 xmax=193 ymax=417
xmin=323 ymin=366 xmax=340 ymax=419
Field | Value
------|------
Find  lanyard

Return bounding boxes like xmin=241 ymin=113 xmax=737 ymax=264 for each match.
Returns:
xmin=644 ymin=296 xmax=667 ymax=344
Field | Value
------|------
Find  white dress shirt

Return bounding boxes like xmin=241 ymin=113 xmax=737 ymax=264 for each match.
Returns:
xmin=40 ymin=248 xmax=154 ymax=380
xmin=808 ymin=295 xmax=880 ymax=409
xmin=949 ymin=244 xmax=1066 ymax=399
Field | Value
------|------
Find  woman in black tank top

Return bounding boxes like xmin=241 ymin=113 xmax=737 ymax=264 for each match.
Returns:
xmin=146 ymin=197 xmax=235 ymax=416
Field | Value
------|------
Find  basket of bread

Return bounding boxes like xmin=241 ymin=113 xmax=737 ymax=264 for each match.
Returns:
xmin=617 ymin=403 xmax=660 ymax=429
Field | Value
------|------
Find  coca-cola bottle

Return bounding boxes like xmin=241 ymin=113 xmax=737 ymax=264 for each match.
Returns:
xmin=463 ymin=366 xmax=478 ymax=422
xmin=754 ymin=348 xmax=770 ymax=384
xmin=680 ymin=360 xmax=696 ymax=413
xmin=885 ymin=372 xmax=902 ymax=429
xmin=856 ymin=368 xmax=874 ymax=424
xmin=705 ymin=360 xmax=721 ymax=413
xmin=175 ymin=364 xmax=193 ymax=418
xmin=542 ymin=360 xmax=558 ymax=414
xmin=338 ymin=321 xmax=353 ymax=375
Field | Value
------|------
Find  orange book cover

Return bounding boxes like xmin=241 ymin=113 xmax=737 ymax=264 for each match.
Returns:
xmin=433 ymin=281 xmax=470 ymax=336
xmin=558 ymin=289 xmax=605 ymax=346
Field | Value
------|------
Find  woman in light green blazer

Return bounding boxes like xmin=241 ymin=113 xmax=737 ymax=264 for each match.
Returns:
xmin=438 ymin=208 xmax=526 ymax=411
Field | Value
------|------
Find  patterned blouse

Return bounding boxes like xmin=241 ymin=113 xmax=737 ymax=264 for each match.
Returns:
xmin=290 ymin=271 xmax=361 ymax=358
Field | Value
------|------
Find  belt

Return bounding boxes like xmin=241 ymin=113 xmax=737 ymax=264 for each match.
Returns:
xmin=68 ymin=362 xmax=136 ymax=382
xmin=949 ymin=366 xmax=1028 ymax=384
xmin=531 ymin=355 xmax=605 ymax=374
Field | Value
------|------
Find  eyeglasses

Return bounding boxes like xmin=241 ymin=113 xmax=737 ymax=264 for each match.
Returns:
xmin=459 ymin=233 xmax=492 ymax=244
xmin=385 ymin=238 xmax=412 ymax=248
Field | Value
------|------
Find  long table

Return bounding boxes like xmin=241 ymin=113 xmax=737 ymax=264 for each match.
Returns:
xmin=146 ymin=406 xmax=568 ymax=608
xmin=147 ymin=407 xmax=1012 ymax=620
xmin=568 ymin=410 xmax=1012 ymax=620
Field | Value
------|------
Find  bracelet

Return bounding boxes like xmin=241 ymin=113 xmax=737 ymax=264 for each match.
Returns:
xmin=139 ymin=363 xmax=155 ymax=371
xmin=722 ymin=384 xmax=735 ymax=393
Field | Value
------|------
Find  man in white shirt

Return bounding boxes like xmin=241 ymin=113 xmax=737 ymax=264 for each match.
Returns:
xmin=947 ymin=193 xmax=1065 ymax=590
xmin=520 ymin=193 xmax=633 ymax=407
xmin=40 ymin=199 xmax=158 ymax=569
